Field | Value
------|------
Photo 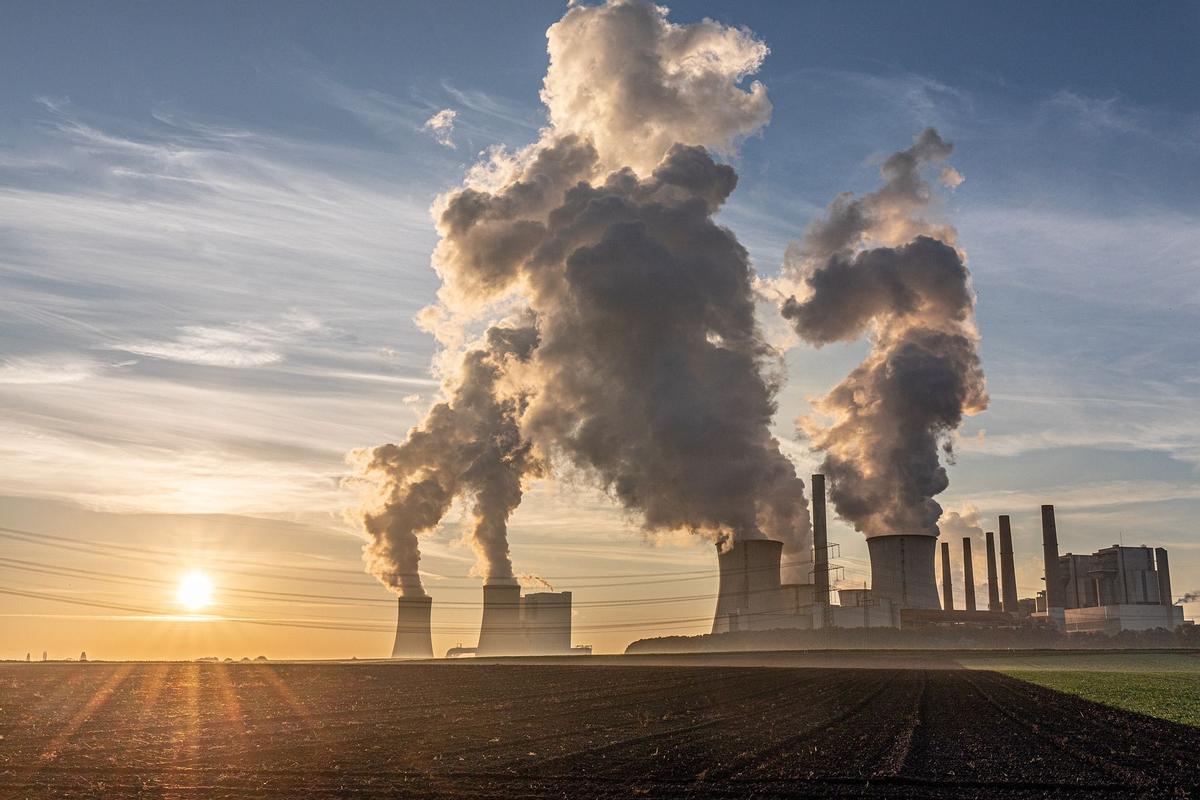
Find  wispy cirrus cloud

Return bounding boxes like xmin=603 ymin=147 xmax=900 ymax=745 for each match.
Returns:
xmin=113 ymin=313 xmax=325 ymax=368
xmin=0 ymin=101 xmax=448 ymax=513
xmin=0 ymin=356 xmax=100 ymax=385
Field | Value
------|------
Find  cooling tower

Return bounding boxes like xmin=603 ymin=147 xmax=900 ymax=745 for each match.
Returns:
xmin=712 ymin=538 xmax=785 ymax=633
xmin=391 ymin=595 xmax=433 ymax=659
xmin=477 ymin=581 xmax=524 ymax=656
xmin=522 ymin=591 xmax=572 ymax=654
xmin=1155 ymin=547 xmax=1172 ymax=607
xmin=1040 ymin=505 xmax=1065 ymax=609
xmin=984 ymin=531 xmax=1000 ymax=611
xmin=867 ymin=534 xmax=940 ymax=610
xmin=941 ymin=541 xmax=954 ymax=611
xmin=811 ymin=474 xmax=830 ymax=605
xmin=998 ymin=515 xmax=1019 ymax=613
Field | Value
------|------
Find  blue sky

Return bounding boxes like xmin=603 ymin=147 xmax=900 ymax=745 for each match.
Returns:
xmin=1 ymin=1 xmax=1198 ymax=658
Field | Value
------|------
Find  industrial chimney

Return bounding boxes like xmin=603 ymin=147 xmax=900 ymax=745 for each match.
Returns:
xmin=391 ymin=595 xmax=434 ymax=659
xmin=867 ymin=534 xmax=940 ymax=610
xmin=1155 ymin=547 xmax=1173 ymax=607
xmin=1040 ymin=505 xmax=1065 ymax=609
xmin=984 ymin=531 xmax=1000 ymax=611
xmin=811 ymin=474 xmax=830 ymax=605
xmin=941 ymin=541 xmax=954 ymax=611
xmin=998 ymin=515 xmax=1019 ymax=613
xmin=962 ymin=537 xmax=977 ymax=612
xmin=477 ymin=580 xmax=524 ymax=656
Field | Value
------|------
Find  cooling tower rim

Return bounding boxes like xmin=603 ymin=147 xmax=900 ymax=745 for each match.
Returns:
xmin=867 ymin=532 xmax=939 ymax=540
xmin=717 ymin=537 xmax=786 ymax=549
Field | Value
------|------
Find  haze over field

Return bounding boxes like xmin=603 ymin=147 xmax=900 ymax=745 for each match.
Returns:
xmin=1 ymin=0 xmax=1198 ymax=660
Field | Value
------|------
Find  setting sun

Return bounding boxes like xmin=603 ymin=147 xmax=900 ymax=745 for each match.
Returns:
xmin=177 ymin=571 xmax=214 ymax=612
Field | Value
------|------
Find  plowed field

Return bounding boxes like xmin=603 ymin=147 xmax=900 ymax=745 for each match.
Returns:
xmin=1 ymin=662 xmax=1196 ymax=798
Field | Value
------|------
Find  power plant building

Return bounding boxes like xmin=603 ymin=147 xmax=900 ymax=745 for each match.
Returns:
xmin=475 ymin=583 xmax=575 ymax=657
xmin=707 ymin=481 xmax=1190 ymax=636
xmin=1022 ymin=505 xmax=1185 ymax=632
xmin=1054 ymin=544 xmax=1184 ymax=633
xmin=710 ymin=476 xmax=933 ymax=632
xmin=710 ymin=535 xmax=897 ymax=632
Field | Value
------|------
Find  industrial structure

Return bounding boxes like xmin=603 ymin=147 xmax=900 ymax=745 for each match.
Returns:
xmin=711 ymin=476 xmax=936 ymax=632
xmin=705 ymin=477 xmax=1190 ymax=636
xmin=394 ymin=479 xmax=1191 ymax=658
xmin=474 ymin=582 xmax=574 ymax=657
xmin=390 ymin=595 xmax=434 ymax=659
xmin=1029 ymin=505 xmax=1185 ymax=633
xmin=388 ymin=582 xmax=575 ymax=659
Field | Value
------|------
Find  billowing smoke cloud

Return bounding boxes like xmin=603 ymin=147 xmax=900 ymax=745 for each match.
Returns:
xmin=516 ymin=144 xmax=810 ymax=557
xmin=350 ymin=322 xmax=540 ymax=595
xmin=1178 ymin=590 xmax=1200 ymax=605
xmin=354 ymin=0 xmax=813 ymax=593
xmin=938 ymin=506 xmax=984 ymax=541
xmin=542 ymin=0 xmax=772 ymax=175
xmin=781 ymin=129 xmax=987 ymax=536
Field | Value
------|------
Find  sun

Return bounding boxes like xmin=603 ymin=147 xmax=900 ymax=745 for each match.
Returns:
xmin=177 ymin=571 xmax=214 ymax=612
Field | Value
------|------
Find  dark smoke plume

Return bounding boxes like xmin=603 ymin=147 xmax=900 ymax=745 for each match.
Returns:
xmin=1178 ymin=591 xmax=1200 ymax=605
xmin=353 ymin=0 xmax=815 ymax=592
xmin=781 ymin=129 xmax=987 ymax=536
xmin=350 ymin=323 xmax=540 ymax=595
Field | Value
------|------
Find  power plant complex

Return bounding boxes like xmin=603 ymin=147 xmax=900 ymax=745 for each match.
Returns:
xmin=391 ymin=583 xmax=575 ymax=659
xmin=708 ymin=490 xmax=1188 ymax=635
xmin=391 ymin=475 xmax=1191 ymax=657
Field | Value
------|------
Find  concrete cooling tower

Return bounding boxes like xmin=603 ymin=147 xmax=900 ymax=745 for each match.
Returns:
xmin=473 ymin=583 xmax=575 ymax=656
xmin=712 ymin=538 xmax=788 ymax=633
xmin=477 ymin=581 xmax=524 ymax=656
xmin=522 ymin=592 xmax=573 ymax=655
xmin=391 ymin=595 xmax=434 ymax=659
xmin=867 ymin=535 xmax=940 ymax=610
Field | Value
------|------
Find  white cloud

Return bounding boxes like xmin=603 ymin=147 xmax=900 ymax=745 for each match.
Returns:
xmin=113 ymin=313 xmax=324 ymax=368
xmin=422 ymin=108 xmax=457 ymax=148
xmin=0 ymin=104 xmax=444 ymax=514
xmin=0 ymin=356 xmax=97 ymax=385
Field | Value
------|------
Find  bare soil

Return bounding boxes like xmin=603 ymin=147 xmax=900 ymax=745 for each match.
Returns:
xmin=0 ymin=662 xmax=1196 ymax=798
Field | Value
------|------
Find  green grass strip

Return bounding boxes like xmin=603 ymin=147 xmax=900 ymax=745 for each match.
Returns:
xmin=998 ymin=669 xmax=1200 ymax=728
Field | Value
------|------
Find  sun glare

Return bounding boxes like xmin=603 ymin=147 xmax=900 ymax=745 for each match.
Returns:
xmin=177 ymin=571 xmax=214 ymax=612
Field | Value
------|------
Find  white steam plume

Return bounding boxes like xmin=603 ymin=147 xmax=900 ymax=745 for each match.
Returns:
xmin=781 ymin=129 xmax=988 ymax=537
xmin=353 ymin=0 xmax=813 ymax=593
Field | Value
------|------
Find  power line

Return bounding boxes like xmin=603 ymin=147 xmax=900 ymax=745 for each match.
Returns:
xmin=0 ymin=586 xmax=714 ymax=635
xmin=0 ymin=524 xmax=819 ymax=585
xmin=0 ymin=555 xmax=719 ymax=609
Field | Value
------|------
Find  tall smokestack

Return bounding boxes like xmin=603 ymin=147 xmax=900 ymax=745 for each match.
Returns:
xmin=391 ymin=595 xmax=433 ymax=659
xmin=811 ymin=474 xmax=829 ymax=604
xmin=1155 ymin=547 xmax=1173 ymax=607
xmin=998 ymin=515 xmax=1019 ymax=613
xmin=962 ymin=537 xmax=977 ymax=612
xmin=984 ymin=531 xmax=1000 ymax=611
xmin=941 ymin=541 xmax=954 ymax=611
xmin=477 ymin=581 xmax=524 ymax=656
xmin=1040 ymin=505 xmax=1064 ymax=609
